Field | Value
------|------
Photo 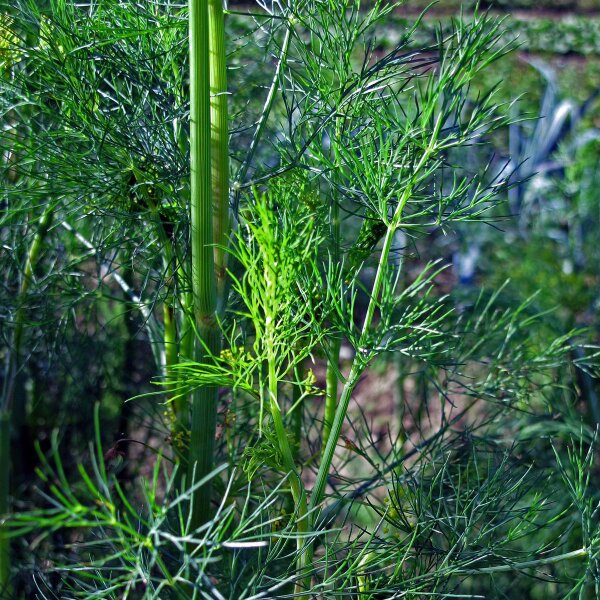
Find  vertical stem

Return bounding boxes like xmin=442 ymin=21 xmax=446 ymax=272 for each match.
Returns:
xmin=323 ymin=119 xmax=343 ymax=453
xmin=164 ymin=302 xmax=183 ymax=461
xmin=3 ymin=205 xmax=53 ymax=410
xmin=187 ymin=0 xmax=229 ymax=528
xmin=164 ymin=305 xmax=177 ymax=379
xmin=208 ymin=0 xmax=229 ymax=308
xmin=395 ymin=355 xmax=407 ymax=447
xmin=262 ymin=232 xmax=309 ymax=595
xmin=188 ymin=0 xmax=219 ymax=527
xmin=162 ymin=243 xmax=178 ymax=386
xmin=188 ymin=0 xmax=213 ymax=345
xmin=267 ymin=363 xmax=310 ymax=597
xmin=0 ymin=203 xmax=54 ymax=599
xmin=323 ymin=338 xmax=341 ymax=451
xmin=291 ymin=364 xmax=303 ymax=462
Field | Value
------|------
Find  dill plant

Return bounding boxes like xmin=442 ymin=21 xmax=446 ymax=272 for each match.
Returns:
xmin=1 ymin=0 xmax=600 ymax=598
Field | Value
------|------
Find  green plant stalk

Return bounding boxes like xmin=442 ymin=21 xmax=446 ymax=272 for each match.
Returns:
xmin=163 ymin=303 xmax=178 ymax=396
xmin=16 ymin=205 xmax=54 ymax=344
xmin=323 ymin=118 xmax=344 ymax=452
xmin=395 ymin=355 xmax=407 ymax=448
xmin=291 ymin=364 xmax=303 ymax=461
xmin=323 ymin=341 xmax=341 ymax=451
xmin=233 ymin=25 xmax=291 ymax=202
xmin=0 ymin=412 xmax=10 ymax=599
xmin=187 ymin=0 xmax=220 ymax=528
xmin=3 ymin=205 xmax=53 ymax=411
xmin=267 ymin=362 xmax=310 ymax=597
xmin=176 ymin=288 xmax=194 ymax=416
xmin=159 ymin=237 xmax=188 ymax=464
xmin=262 ymin=242 xmax=309 ymax=595
xmin=208 ymin=0 xmax=229 ymax=307
xmin=0 ymin=203 xmax=53 ymax=598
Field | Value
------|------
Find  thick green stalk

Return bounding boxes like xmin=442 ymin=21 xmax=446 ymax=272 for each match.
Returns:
xmin=187 ymin=0 xmax=219 ymax=528
xmin=208 ymin=0 xmax=229 ymax=306
xmin=188 ymin=0 xmax=213 ymax=340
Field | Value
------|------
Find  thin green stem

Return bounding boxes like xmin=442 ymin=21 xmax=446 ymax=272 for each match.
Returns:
xmin=311 ymin=221 xmax=398 ymax=512
xmin=291 ymin=364 xmax=303 ymax=462
xmin=163 ymin=301 xmax=182 ymax=461
xmin=261 ymin=228 xmax=310 ymax=595
xmin=267 ymin=361 xmax=310 ymax=598
xmin=323 ymin=118 xmax=343 ymax=454
xmin=233 ymin=25 xmax=292 ymax=210
xmin=164 ymin=303 xmax=177 ymax=380
xmin=323 ymin=337 xmax=341 ymax=451
xmin=176 ymin=289 xmax=194 ymax=411
xmin=395 ymin=355 xmax=407 ymax=448
xmin=3 ymin=205 xmax=53 ymax=412
xmin=0 ymin=202 xmax=54 ymax=598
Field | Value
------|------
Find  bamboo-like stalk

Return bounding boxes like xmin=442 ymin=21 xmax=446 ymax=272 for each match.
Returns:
xmin=208 ymin=0 xmax=229 ymax=307
xmin=187 ymin=0 xmax=217 ymax=528
xmin=187 ymin=0 xmax=229 ymax=529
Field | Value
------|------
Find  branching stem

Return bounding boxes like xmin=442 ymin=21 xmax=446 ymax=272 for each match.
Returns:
xmin=309 ymin=124 xmax=441 ymax=520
